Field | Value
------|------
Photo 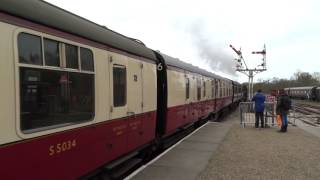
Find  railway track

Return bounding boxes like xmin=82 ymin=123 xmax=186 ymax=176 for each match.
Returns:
xmin=293 ymin=102 xmax=320 ymax=126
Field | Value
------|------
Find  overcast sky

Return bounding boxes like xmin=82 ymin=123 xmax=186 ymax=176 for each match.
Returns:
xmin=45 ymin=0 xmax=320 ymax=82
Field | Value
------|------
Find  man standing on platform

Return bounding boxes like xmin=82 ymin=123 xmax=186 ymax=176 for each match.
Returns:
xmin=276 ymin=91 xmax=292 ymax=132
xmin=252 ymin=89 xmax=266 ymax=128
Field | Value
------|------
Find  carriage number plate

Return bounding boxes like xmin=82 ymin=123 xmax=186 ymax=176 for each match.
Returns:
xmin=49 ymin=139 xmax=77 ymax=156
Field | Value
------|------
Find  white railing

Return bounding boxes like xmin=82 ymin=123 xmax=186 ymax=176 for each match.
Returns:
xmin=239 ymin=101 xmax=296 ymax=128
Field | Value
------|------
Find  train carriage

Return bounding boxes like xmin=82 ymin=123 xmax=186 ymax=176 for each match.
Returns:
xmin=285 ymin=86 xmax=314 ymax=99
xmin=159 ymin=54 xmax=237 ymax=136
xmin=284 ymin=86 xmax=320 ymax=101
xmin=0 ymin=1 xmax=159 ymax=179
xmin=0 ymin=1 xmax=243 ymax=179
xmin=159 ymin=54 xmax=217 ymax=135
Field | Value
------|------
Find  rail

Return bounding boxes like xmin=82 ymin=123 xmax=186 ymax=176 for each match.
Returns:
xmin=293 ymin=102 xmax=320 ymax=126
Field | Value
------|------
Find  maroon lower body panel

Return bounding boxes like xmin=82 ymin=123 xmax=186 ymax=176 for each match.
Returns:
xmin=0 ymin=111 xmax=156 ymax=180
xmin=165 ymin=99 xmax=217 ymax=135
xmin=216 ymin=97 xmax=233 ymax=112
xmin=165 ymin=97 xmax=235 ymax=136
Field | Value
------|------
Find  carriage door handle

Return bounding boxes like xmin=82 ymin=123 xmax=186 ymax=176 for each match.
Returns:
xmin=127 ymin=111 xmax=135 ymax=116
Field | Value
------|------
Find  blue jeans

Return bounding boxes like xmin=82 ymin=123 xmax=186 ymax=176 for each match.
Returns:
xmin=281 ymin=112 xmax=288 ymax=132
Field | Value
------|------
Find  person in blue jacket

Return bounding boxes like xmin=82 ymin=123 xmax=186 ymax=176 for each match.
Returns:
xmin=252 ymin=89 xmax=266 ymax=128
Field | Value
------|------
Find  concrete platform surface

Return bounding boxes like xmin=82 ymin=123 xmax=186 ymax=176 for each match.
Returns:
xmin=127 ymin=109 xmax=320 ymax=180
xmin=198 ymin=120 xmax=320 ymax=180
xmin=127 ymin=111 xmax=238 ymax=180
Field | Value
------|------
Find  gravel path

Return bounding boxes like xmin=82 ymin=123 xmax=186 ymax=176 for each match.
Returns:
xmin=198 ymin=121 xmax=320 ymax=180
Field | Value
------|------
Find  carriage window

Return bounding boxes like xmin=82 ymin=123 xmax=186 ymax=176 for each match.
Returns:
xmin=219 ymin=81 xmax=223 ymax=97
xmin=20 ymin=67 xmax=94 ymax=132
xmin=203 ymin=81 xmax=206 ymax=97
xmin=212 ymin=80 xmax=215 ymax=98
xmin=222 ymin=83 xmax=224 ymax=96
xmin=197 ymin=79 xmax=201 ymax=100
xmin=226 ymin=85 xmax=228 ymax=96
xmin=227 ymin=84 xmax=229 ymax=96
xmin=18 ymin=33 xmax=43 ymax=65
xmin=44 ymin=38 xmax=60 ymax=67
xmin=81 ymin=48 xmax=94 ymax=71
xmin=113 ymin=65 xmax=126 ymax=107
xmin=225 ymin=83 xmax=227 ymax=96
xmin=186 ymin=78 xmax=190 ymax=99
xmin=66 ymin=44 xmax=79 ymax=69
xmin=220 ymin=82 xmax=222 ymax=97
xmin=227 ymin=85 xmax=229 ymax=96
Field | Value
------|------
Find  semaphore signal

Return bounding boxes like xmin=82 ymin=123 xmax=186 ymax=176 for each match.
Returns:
xmin=230 ymin=44 xmax=267 ymax=100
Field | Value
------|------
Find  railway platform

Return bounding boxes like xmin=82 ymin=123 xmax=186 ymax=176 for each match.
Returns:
xmin=126 ymin=109 xmax=320 ymax=180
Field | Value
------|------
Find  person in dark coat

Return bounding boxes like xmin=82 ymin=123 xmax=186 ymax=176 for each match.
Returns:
xmin=252 ymin=89 xmax=266 ymax=128
xmin=276 ymin=91 xmax=292 ymax=132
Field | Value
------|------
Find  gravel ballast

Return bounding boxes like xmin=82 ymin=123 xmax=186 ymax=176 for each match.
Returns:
xmin=198 ymin=120 xmax=320 ymax=180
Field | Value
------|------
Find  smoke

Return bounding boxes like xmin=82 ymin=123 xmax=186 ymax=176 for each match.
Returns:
xmin=187 ymin=21 xmax=237 ymax=76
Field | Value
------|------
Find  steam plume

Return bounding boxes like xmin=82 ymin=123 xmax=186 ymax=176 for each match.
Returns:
xmin=188 ymin=21 xmax=237 ymax=76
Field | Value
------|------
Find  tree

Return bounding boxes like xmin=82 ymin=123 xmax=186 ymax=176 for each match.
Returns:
xmin=252 ymin=71 xmax=320 ymax=93
xmin=312 ymin=72 xmax=320 ymax=84
xmin=293 ymin=71 xmax=318 ymax=86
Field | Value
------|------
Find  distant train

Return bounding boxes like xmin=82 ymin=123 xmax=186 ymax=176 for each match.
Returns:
xmin=284 ymin=86 xmax=320 ymax=101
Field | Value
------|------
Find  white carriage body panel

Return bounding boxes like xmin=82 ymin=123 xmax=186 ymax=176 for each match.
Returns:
xmin=0 ymin=22 xmax=19 ymax=145
xmin=93 ymin=49 xmax=110 ymax=123
xmin=141 ymin=62 xmax=157 ymax=113
xmin=203 ymin=77 xmax=211 ymax=101
xmin=191 ymin=75 xmax=196 ymax=102
xmin=167 ymin=69 xmax=186 ymax=107
xmin=126 ymin=57 xmax=143 ymax=115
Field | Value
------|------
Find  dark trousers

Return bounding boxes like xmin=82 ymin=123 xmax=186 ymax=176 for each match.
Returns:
xmin=255 ymin=112 xmax=264 ymax=128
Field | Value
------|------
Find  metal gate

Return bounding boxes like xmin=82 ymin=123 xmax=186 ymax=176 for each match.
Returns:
xmin=239 ymin=102 xmax=296 ymax=128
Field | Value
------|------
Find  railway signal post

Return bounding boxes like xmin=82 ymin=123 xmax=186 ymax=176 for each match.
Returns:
xmin=230 ymin=44 xmax=267 ymax=100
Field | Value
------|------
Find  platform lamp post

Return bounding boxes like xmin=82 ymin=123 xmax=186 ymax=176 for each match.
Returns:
xmin=230 ymin=44 xmax=267 ymax=101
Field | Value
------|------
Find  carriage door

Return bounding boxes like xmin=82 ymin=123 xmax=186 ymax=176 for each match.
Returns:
xmin=126 ymin=58 xmax=144 ymax=149
xmin=108 ymin=54 xmax=128 ymax=157
xmin=109 ymin=55 xmax=128 ymax=120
